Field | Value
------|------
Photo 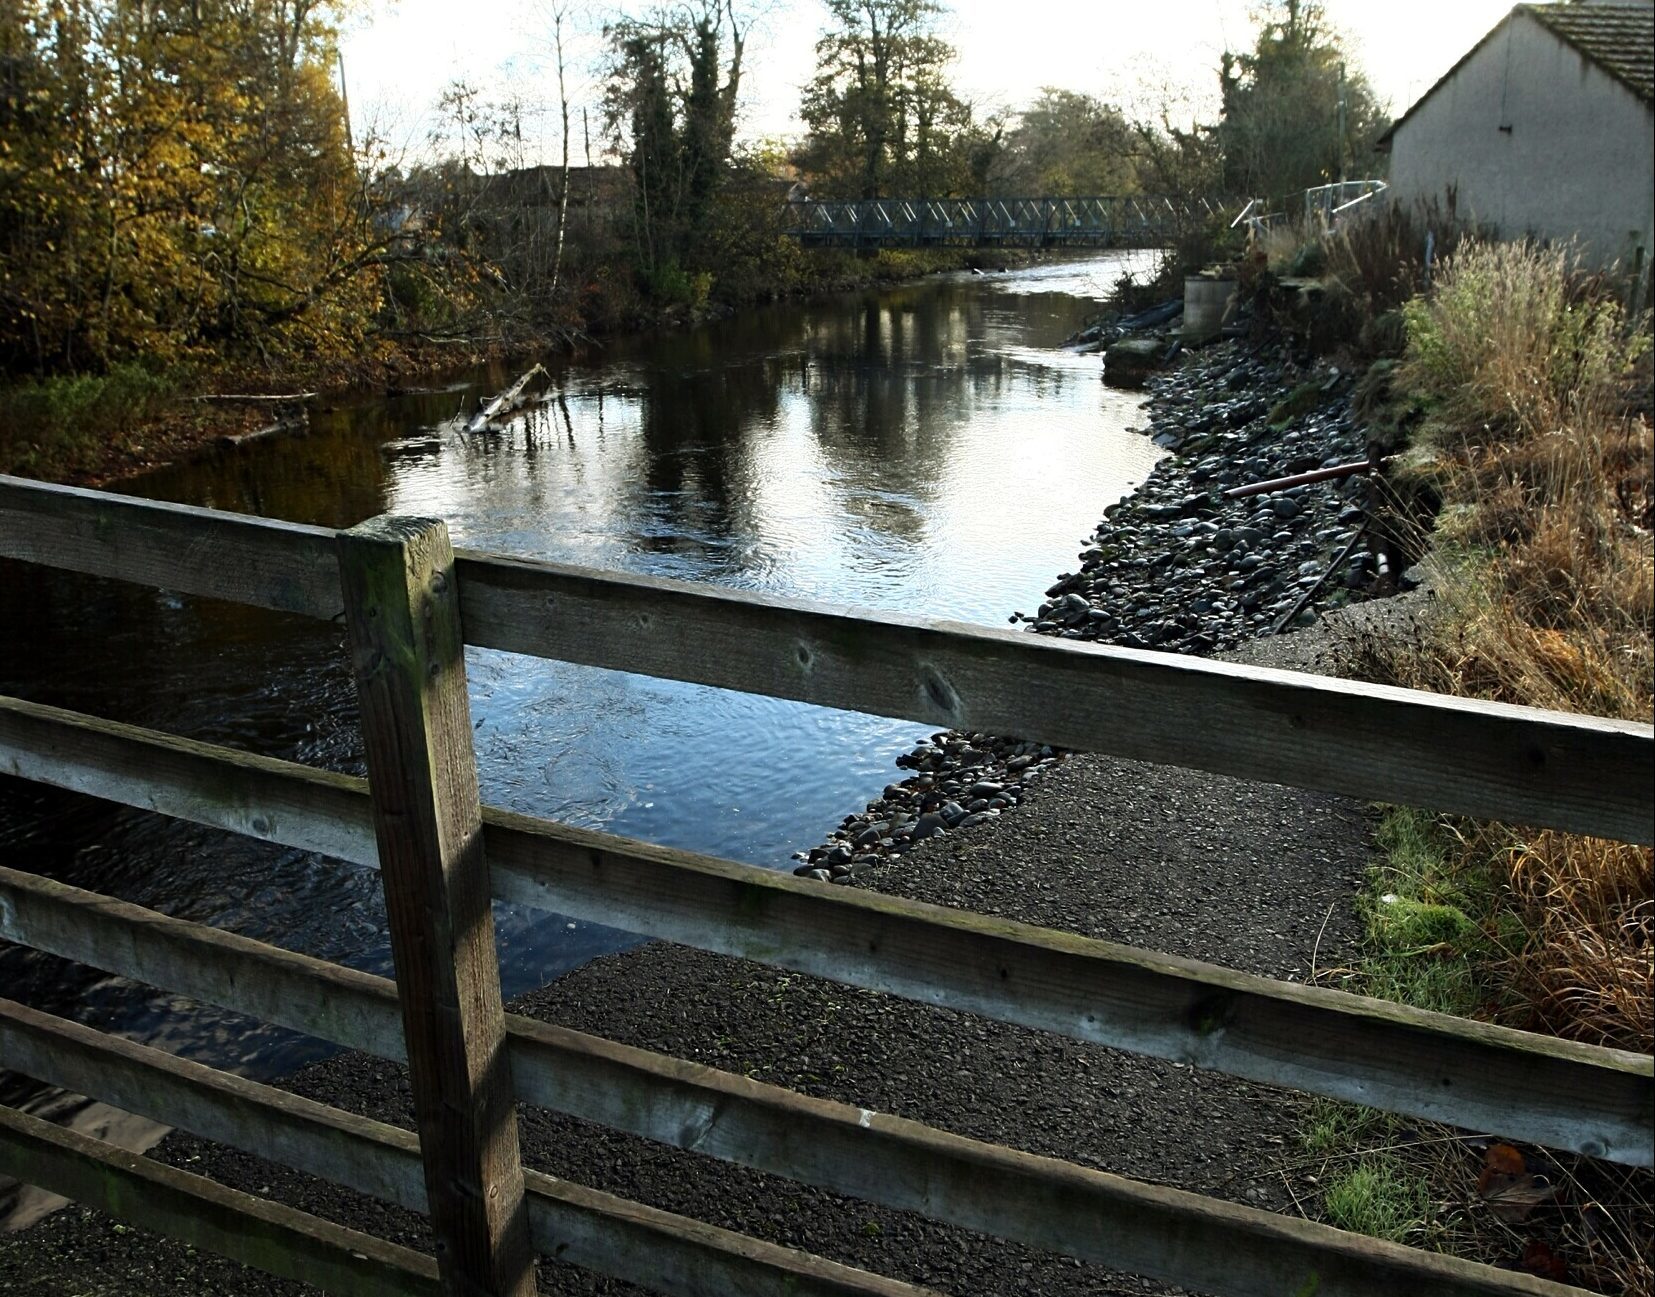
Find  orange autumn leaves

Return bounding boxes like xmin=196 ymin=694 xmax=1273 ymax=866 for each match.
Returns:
xmin=1476 ymin=1142 xmax=1556 ymax=1222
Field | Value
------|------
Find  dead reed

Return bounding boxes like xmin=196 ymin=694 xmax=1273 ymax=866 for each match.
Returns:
xmin=1328 ymin=239 xmax=1652 ymax=1293
xmin=1388 ymin=240 xmax=1652 ymax=1055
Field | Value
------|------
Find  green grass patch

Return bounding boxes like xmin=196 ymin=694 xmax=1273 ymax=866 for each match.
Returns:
xmin=1296 ymin=810 xmax=1525 ymax=1245
xmin=0 ymin=363 xmax=179 ymax=477
xmin=1321 ymin=1155 xmax=1432 ymax=1243
xmin=1301 ymin=1098 xmax=1390 ymax=1158
xmin=1351 ymin=806 xmax=1520 ymax=1020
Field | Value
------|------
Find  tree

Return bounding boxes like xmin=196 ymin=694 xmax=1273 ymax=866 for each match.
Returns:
xmin=542 ymin=4 xmax=574 ymax=296
xmin=798 ymin=0 xmax=975 ymax=199
xmin=602 ymin=2 xmax=746 ymax=279
xmin=1130 ymin=118 xmax=1222 ymax=198
xmin=0 ymin=0 xmax=392 ymax=375
xmin=990 ymin=89 xmax=1138 ymax=197
xmin=1216 ymin=0 xmax=1388 ymax=200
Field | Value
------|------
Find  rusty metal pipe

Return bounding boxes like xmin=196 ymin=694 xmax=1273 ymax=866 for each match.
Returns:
xmin=1223 ymin=459 xmax=1372 ymax=500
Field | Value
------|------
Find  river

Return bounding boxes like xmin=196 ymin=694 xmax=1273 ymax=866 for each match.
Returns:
xmin=0 ymin=254 xmax=1161 ymax=1079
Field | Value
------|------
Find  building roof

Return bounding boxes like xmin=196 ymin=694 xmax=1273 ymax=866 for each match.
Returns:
xmin=1525 ymin=1 xmax=1654 ymax=102
xmin=1377 ymin=1 xmax=1654 ymax=150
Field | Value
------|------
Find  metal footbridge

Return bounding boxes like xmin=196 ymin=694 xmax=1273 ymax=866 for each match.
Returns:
xmin=784 ymin=195 xmax=1236 ymax=249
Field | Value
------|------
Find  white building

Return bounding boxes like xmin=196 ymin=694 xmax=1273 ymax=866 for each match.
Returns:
xmin=1377 ymin=0 xmax=1654 ymax=270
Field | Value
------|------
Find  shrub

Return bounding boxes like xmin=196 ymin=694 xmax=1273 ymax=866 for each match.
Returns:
xmin=1323 ymin=201 xmax=1469 ymax=321
xmin=643 ymin=260 xmax=713 ymax=310
xmin=0 ymin=364 xmax=179 ymax=477
xmin=1358 ymin=309 xmax=1408 ymax=358
xmin=1399 ymin=241 xmax=1641 ymax=439
xmin=1358 ymin=238 xmax=1653 ymax=1055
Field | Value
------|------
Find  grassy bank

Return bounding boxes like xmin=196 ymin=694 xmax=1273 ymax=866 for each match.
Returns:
xmin=0 ymin=364 xmax=183 ymax=482
xmin=1296 ymin=237 xmax=1652 ymax=1292
xmin=1372 ymin=239 xmax=1651 ymax=1056
xmin=0 ymin=345 xmax=453 ymax=487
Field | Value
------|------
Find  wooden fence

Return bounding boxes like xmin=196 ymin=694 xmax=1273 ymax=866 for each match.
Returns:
xmin=0 ymin=472 xmax=1650 ymax=1297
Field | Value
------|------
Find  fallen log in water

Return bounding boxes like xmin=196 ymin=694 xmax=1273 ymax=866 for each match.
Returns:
xmin=467 ymin=364 xmax=548 ymax=434
xmin=215 ymin=416 xmax=306 ymax=449
xmin=189 ymin=392 xmax=317 ymax=404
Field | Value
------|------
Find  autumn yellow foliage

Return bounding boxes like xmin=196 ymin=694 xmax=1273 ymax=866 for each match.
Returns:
xmin=1 ymin=0 xmax=382 ymax=376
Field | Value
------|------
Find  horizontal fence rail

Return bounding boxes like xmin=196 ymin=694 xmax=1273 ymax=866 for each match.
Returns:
xmin=2 ymin=698 xmax=1649 ymax=1165
xmin=0 ymin=905 xmax=1588 ymax=1297
xmin=0 ymin=999 xmax=933 ymax=1297
xmin=0 ymin=1104 xmax=443 ymax=1297
xmin=3 ymin=475 xmax=1650 ymax=843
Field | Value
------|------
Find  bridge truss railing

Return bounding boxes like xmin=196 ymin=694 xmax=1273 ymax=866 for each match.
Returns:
xmin=786 ymin=194 xmax=1233 ymax=248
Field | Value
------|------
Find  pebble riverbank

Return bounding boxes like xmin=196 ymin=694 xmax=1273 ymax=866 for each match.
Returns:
xmin=794 ymin=338 xmax=1379 ymax=882
xmin=1023 ymin=340 xmax=1376 ymax=653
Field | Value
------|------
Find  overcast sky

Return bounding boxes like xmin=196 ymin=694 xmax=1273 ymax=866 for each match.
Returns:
xmin=339 ymin=0 xmax=1517 ymax=166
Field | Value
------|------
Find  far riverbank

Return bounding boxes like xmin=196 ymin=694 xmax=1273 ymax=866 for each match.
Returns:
xmin=1 ymin=247 xmax=1035 ymax=490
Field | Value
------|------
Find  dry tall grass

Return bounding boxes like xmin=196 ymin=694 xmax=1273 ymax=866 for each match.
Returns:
xmin=1384 ymin=240 xmax=1652 ymax=1057
xmin=1340 ymin=239 xmax=1655 ymax=1296
xmin=1324 ymin=201 xmax=1473 ymax=319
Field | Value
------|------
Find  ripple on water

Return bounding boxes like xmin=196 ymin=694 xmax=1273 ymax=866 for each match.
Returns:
xmin=0 ymin=253 xmax=1161 ymax=1075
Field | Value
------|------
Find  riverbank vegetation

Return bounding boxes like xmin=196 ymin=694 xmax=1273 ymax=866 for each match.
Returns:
xmin=1369 ymin=238 xmax=1650 ymax=1056
xmin=1266 ymin=224 xmax=1653 ymax=1289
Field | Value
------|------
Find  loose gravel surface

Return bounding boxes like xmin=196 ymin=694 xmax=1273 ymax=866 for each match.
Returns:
xmin=0 ymin=339 xmax=1409 ymax=1296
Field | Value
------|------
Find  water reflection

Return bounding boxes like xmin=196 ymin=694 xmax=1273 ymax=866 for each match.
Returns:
xmin=0 ymin=254 xmax=1160 ymax=1076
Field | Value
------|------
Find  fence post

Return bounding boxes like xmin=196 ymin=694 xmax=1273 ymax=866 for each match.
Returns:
xmin=336 ymin=515 xmax=536 ymax=1297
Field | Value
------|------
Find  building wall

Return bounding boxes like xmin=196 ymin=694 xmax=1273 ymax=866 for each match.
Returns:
xmin=1387 ymin=9 xmax=1654 ymax=269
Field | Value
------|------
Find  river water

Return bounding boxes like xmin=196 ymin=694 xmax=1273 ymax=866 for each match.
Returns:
xmin=0 ymin=254 xmax=1160 ymax=1078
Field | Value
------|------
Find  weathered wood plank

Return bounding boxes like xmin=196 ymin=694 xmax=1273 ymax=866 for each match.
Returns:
xmin=0 ymin=861 xmax=405 ymax=1059
xmin=497 ymin=1012 xmax=1586 ymax=1297
xmin=480 ymin=810 xmax=1654 ymax=1166
xmin=337 ymin=515 xmax=535 ymax=1297
xmin=0 ymin=1102 xmax=441 ymax=1297
xmin=0 ymin=996 xmax=426 ymax=1210
xmin=452 ymin=552 xmax=1654 ymax=843
xmin=0 ymin=926 xmax=1586 ymax=1296
xmin=4 ymin=474 xmax=1649 ymax=841
xmin=0 ymin=1002 xmax=937 ymax=1297
xmin=1 ymin=697 xmax=1649 ymax=1163
xmin=0 ymin=473 xmax=339 ymax=619
xmin=0 ymin=692 xmax=376 ymax=866
xmin=517 ymin=1168 xmax=937 ymax=1297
